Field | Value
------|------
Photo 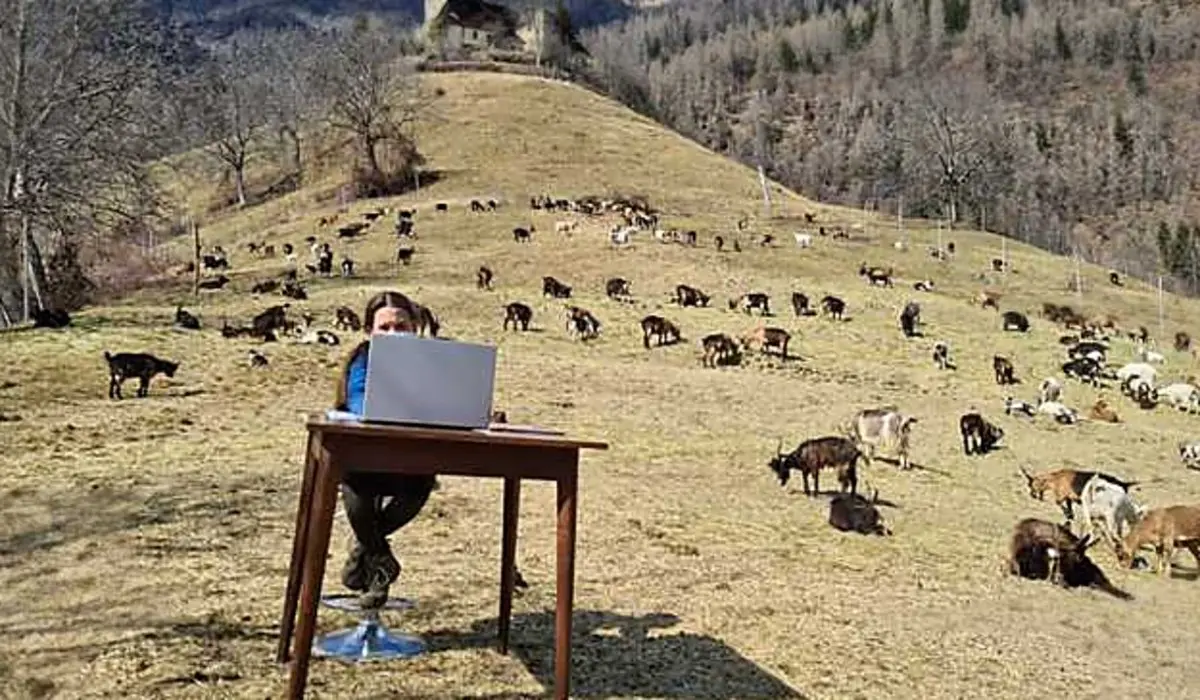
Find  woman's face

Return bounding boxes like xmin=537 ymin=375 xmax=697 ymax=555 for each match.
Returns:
xmin=372 ymin=307 xmax=414 ymax=335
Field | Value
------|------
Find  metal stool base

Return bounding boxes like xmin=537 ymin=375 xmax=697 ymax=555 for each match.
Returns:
xmin=312 ymin=617 xmax=427 ymax=662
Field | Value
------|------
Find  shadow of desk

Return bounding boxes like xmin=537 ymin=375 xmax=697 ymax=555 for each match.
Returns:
xmin=276 ymin=416 xmax=608 ymax=699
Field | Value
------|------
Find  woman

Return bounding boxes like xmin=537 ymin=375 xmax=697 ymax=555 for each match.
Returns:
xmin=334 ymin=290 xmax=438 ymax=609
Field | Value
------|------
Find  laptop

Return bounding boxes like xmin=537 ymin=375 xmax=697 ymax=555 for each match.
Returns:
xmin=361 ymin=332 xmax=497 ymax=429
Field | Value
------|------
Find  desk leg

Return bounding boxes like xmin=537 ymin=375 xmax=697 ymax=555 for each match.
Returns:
xmin=554 ymin=466 xmax=578 ymax=700
xmin=498 ymin=477 xmax=521 ymax=654
xmin=277 ymin=433 xmax=318 ymax=664
xmin=286 ymin=456 xmax=340 ymax=700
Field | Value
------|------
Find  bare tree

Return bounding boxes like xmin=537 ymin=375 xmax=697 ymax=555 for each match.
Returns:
xmin=256 ymin=28 xmax=320 ymax=184
xmin=0 ymin=0 xmax=165 ymax=323
xmin=311 ymin=19 xmax=434 ymax=194
xmin=195 ymin=34 xmax=274 ymax=207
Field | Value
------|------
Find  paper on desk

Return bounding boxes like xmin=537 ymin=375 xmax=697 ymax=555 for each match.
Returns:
xmin=325 ymin=409 xmax=362 ymax=423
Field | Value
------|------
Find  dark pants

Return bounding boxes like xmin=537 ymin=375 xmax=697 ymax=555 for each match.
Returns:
xmin=340 ymin=472 xmax=437 ymax=602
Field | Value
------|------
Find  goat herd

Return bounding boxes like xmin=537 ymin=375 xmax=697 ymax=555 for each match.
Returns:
xmin=80 ymin=189 xmax=1200 ymax=605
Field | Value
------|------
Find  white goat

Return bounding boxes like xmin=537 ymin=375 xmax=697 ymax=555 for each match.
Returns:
xmin=1038 ymin=377 xmax=1063 ymax=404
xmin=1080 ymin=475 xmax=1145 ymax=546
xmin=1159 ymin=382 xmax=1200 ymax=413
xmin=610 ymin=226 xmax=637 ymax=246
xmin=1116 ymin=362 xmax=1158 ymax=386
xmin=794 ymin=232 xmax=812 ymax=248
xmin=1136 ymin=346 xmax=1166 ymax=364
xmin=1037 ymin=400 xmax=1078 ymax=424
xmin=1004 ymin=396 xmax=1037 ymax=419
xmin=1179 ymin=440 xmax=1200 ymax=469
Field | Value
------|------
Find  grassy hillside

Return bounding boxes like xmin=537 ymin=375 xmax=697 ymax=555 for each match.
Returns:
xmin=5 ymin=71 xmax=1200 ymax=699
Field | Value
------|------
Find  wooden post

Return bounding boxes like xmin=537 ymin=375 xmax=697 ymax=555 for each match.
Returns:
xmin=192 ymin=218 xmax=201 ymax=298
xmin=1074 ymin=252 xmax=1083 ymax=301
xmin=936 ymin=220 xmax=943 ymax=261
xmin=1002 ymin=237 xmax=1008 ymax=275
xmin=757 ymin=165 xmax=771 ymax=219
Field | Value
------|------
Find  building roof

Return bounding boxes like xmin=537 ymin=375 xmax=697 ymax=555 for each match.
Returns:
xmin=435 ymin=0 xmax=519 ymax=32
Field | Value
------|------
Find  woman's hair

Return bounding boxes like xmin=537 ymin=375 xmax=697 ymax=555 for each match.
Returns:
xmin=334 ymin=290 xmax=423 ymax=410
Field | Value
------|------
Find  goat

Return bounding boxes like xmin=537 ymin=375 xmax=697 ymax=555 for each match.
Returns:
xmin=933 ymin=341 xmax=953 ymax=370
xmin=1175 ymin=331 xmax=1191 ymax=352
xmin=913 ymin=279 xmax=935 ymax=292
xmin=1179 ymin=441 xmax=1200 ymax=470
xmin=675 ymin=284 xmax=710 ymax=308
xmin=729 ymin=292 xmax=770 ymax=316
xmin=1037 ymin=400 xmax=1078 ymax=424
xmin=1109 ymin=270 xmax=1122 ymax=286
xmin=341 ymin=257 xmax=354 ymax=277
xmin=31 ymin=308 xmax=71 ymax=328
xmin=790 ymin=292 xmax=810 ymax=317
xmin=174 ymin=306 xmax=200 ymax=331
xmin=605 ymin=277 xmax=632 ymax=300
xmin=335 ymin=306 xmax=362 ymax=332
xmin=700 ymin=333 xmax=739 ymax=368
xmin=859 ymin=263 xmax=894 ymax=287
xmin=820 ymin=295 xmax=846 ymax=320
xmin=794 ymin=232 xmax=813 ymax=248
xmin=993 ymin=355 xmax=1016 ymax=385
xmin=198 ymin=274 xmax=231 ymax=291
xmin=1088 ymin=398 xmax=1120 ymax=423
xmin=104 ymin=351 xmax=179 ymax=400
xmin=512 ymin=226 xmax=534 ymax=243
xmin=565 ymin=306 xmax=600 ymax=340
xmin=251 ymin=280 xmax=280 ymax=295
xmin=477 ymin=266 xmax=494 ymax=290
xmin=296 ymin=329 xmax=340 ymax=346
xmin=976 ymin=290 xmax=1001 ymax=310
xmin=396 ymin=246 xmax=415 ymax=265
xmin=829 ymin=490 xmax=891 ymax=536
xmin=1061 ymin=357 xmax=1102 ymax=387
xmin=555 ymin=220 xmax=579 ymax=235
xmin=640 ymin=315 xmax=681 ymax=349
xmin=1136 ymin=346 xmax=1166 ymax=364
xmin=249 ymin=349 xmax=269 ymax=368
xmin=281 ymin=281 xmax=307 ymax=301
xmin=899 ymin=302 xmax=921 ymax=338
xmin=503 ymin=302 xmax=533 ymax=331
xmin=435 ymin=202 xmax=448 ymax=212
xmin=1002 ymin=310 xmax=1029 ymax=332
xmin=767 ymin=436 xmax=861 ymax=497
xmin=1080 ymin=475 xmax=1145 ymax=546
xmin=1116 ymin=505 xmax=1200 ymax=578
xmin=542 ymin=276 xmax=572 ymax=299
xmin=740 ymin=326 xmax=791 ymax=359
xmin=1005 ymin=396 xmax=1037 ymax=418
xmin=852 ymin=407 xmax=917 ymax=470
xmin=961 ymin=412 xmax=1003 ymax=455
xmin=1116 ymin=362 xmax=1158 ymax=387
xmin=1008 ymin=518 xmax=1131 ymax=599
xmin=1122 ymin=375 xmax=1158 ymax=408
xmin=1158 ymin=382 xmax=1200 ymax=413
xmin=1019 ymin=467 xmax=1137 ymax=521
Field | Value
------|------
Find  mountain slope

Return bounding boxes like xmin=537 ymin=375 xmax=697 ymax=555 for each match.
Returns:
xmin=4 ymin=72 xmax=1200 ymax=699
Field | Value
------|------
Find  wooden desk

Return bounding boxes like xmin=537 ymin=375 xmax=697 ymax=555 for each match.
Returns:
xmin=276 ymin=417 xmax=608 ymax=699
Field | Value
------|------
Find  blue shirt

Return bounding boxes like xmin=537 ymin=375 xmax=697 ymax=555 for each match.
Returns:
xmin=346 ymin=350 xmax=368 ymax=416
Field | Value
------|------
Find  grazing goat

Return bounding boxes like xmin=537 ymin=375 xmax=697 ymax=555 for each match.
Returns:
xmin=960 ymin=412 xmax=1003 ymax=455
xmin=477 ymin=266 xmax=494 ymax=290
xmin=1008 ymin=519 xmax=1131 ymax=599
xmin=1061 ymin=357 xmax=1101 ymax=387
xmin=1179 ymin=441 xmax=1200 ymax=469
xmin=794 ymin=232 xmax=812 ymax=248
xmin=1080 ymin=475 xmax=1145 ymax=546
xmin=913 ymin=279 xmax=935 ymax=292
xmin=565 ymin=306 xmax=600 ymax=340
xmin=899 ymin=302 xmax=921 ymax=337
xmin=767 ymin=436 xmax=861 ymax=497
xmin=790 ymin=292 xmax=810 ymax=317
xmin=993 ymin=355 xmax=1016 ymax=385
xmin=1109 ymin=270 xmax=1122 ymax=286
xmin=859 ymin=263 xmax=894 ymax=287
xmin=1002 ymin=310 xmax=1029 ymax=332
xmin=1116 ymin=505 xmax=1200 ymax=578
xmin=512 ymin=226 xmax=533 ymax=243
xmin=281 ymin=281 xmax=307 ymax=301
xmin=675 ymin=284 xmax=710 ymax=307
xmin=1088 ymin=398 xmax=1120 ymax=423
xmin=820 ymin=295 xmax=846 ymax=320
xmin=1175 ymin=331 xmax=1191 ymax=352
xmin=1037 ymin=400 xmax=1078 ymax=425
xmin=852 ymin=407 xmax=917 ymax=470
xmin=640 ymin=315 xmax=680 ymax=348
xmin=296 ymin=329 xmax=340 ymax=346
xmin=104 ymin=351 xmax=179 ymax=400
xmin=503 ymin=302 xmax=533 ymax=331
xmin=249 ymin=350 xmax=269 ymax=368
xmin=542 ymin=276 xmax=571 ymax=299
xmin=740 ymin=326 xmax=791 ymax=359
xmin=174 ymin=306 xmax=200 ymax=331
xmin=198 ymin=274 xmax=231 ymax=291
xmin=251 ymin=280 xmax=279 ymax=295
xmin=976 ymin=290 xmax=1001 ymax=310
xmin=606 ymin=277 xmax=632 ymax=300
xmin=31 ymin=308 xmax=71 ymax=328
xmin=700 ymin=333 xmax=739 ymax=368
xmin=829 ymin=490 xmax=891 ymax=536
xmin=1019 ymin=467 xmax=1137 ymax=521
xmin=335 ymin=306 xmax=362 ymax=332
xmin=1005 ymin=397 xmax=1037 ymax=418
xmin=729 ymin=292 xmax=770 ymax=315
xmin=933 ymin=342 xmax=953 ymax=370
xmin=396 ymin=246 xmax=415 ymax=265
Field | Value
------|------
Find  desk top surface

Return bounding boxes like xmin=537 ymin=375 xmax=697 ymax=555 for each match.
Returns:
xmin=306 ymin=414 xmax=609 ymax=451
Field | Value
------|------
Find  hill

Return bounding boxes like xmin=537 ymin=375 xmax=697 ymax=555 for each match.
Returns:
xmin=583 ymin=0 xmax=1200 ymax=293
xmin=5 ymin=71 xmax=1200 ymax=699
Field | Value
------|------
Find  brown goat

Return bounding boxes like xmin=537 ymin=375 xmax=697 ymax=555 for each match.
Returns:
xmin=1088 ymin=398 xmax=1120 ymax=423
xmin=1020 ymin=467 xmax=1137 ymax=520
xmin=740 ymin=326 xmax=791 ymax=359
xmin=1116 ymin=505 xmax=1200 ymax=577
xmin=768 ymin=436 xmax=861 ymax=497
xmin=1009 ymin=518 xmax=1132 ymax=599
xmin=976 ymin=290 xmax=1000 ymax=310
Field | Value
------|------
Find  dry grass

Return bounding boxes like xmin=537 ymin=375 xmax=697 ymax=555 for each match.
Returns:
xmin=5 ymin=71 xmax=1200 ymax=699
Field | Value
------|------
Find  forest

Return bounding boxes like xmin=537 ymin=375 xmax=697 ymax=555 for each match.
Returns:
xmin=581 ymin=0 xmax=1200 ymax=292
